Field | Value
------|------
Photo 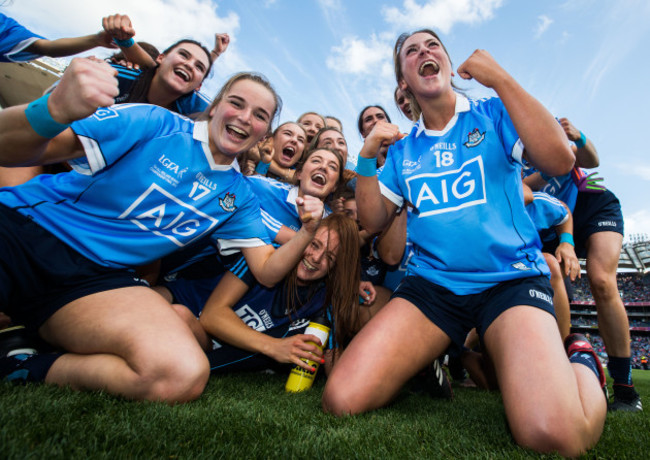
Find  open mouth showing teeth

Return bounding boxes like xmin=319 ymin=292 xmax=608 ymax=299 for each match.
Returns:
xmin=226 ymin=125 xmax=248 ymax=139
xmin=312 ymin=173 xmax=326 ymax=186
xmin=282 ymin=147 xmax=295 ymax=159
xmin=419 ymin=61 xmax=440 ymax=77
xmin=302 ymin=259 xmax=317 ymax=271
xmin=174 ymin=68 xmax=190 ymax=82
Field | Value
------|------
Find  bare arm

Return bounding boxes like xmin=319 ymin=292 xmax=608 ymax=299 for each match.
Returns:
xmin=268 ymin=159 xmax=296 ymax=183
xmin=199 ymin=272 xmax=323 ymax=370
xmin=553 ymin=202 xmax=580 ymax=281
xmin=29 ymin=32 xmax=116 ymax=57
xmin=559 ymin=117 xmax=599 ymax=169
xmin=0 ymin=58 xmax=118 ymax=166
xmin=211 ymin=33 xmax=230 ymax=61
xmin=376 ymin=209 xmax=407 ymax=266
xmin=241 ymin=195 xmax=324 ymax=287
xmin=523 ymin=171 xmax=547 ymax=191
xmin=457 ymin=50 xmax=574 ymax=177
xmin=274 ymin=225 xmax=297 ymax=245
xmin=102 ymin=14 xmax=156 ymax=69
xmin=356 ymin=121 xmax=401 ymax=234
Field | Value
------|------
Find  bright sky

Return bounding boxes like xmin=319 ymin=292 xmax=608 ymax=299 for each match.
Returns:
xmin=5 ymin=0 xmax=650 ymax=241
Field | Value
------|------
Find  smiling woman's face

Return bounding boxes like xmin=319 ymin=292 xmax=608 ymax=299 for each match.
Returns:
xmin=207 ymin=78 xmax=275 ymax=164
xmin=296 ymin=226 xmax=339 ymax=284
xmin=296 ymin=149 xmax=341 ymax=199
xmin=273 ymin=123 xmax=306 ymax=168
xmin=155 ymin=43 xmax=210 ymax=95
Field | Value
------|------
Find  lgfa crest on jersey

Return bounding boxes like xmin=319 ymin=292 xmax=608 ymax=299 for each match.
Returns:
xmin=464 ymin=128 xmax=485 ymax=148
xmin=219 ymin=192 xmax=237 ymax=212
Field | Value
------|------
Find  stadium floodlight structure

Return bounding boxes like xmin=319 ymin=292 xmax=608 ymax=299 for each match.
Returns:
xmin=619 ymin=239 xmax=650 ymax=274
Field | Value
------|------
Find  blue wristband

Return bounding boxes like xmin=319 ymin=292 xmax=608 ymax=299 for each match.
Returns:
xmin=24 ymin=93 xmax=70 ymax=138
xmin=113 ymin=37 xmax=135 ymax=48
xmin=255 ymin=161 xmax=271 ymax=175
xmin=355 ymin=155 xmax=377 ymax=177
xmin=574 ymin=131 xmax=587 ymax=149
xmin=559 ymin=233 xmax=574 ymax=246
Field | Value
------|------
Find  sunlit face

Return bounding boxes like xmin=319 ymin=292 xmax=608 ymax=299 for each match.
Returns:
xmin=297 ymin=226 xmax=339 ymax=284
xmin=297 ymin=149 xmax=341 ymax=199
xmin=317 ymin=129 xmax=348 ymax=159
xmin=272 ymin=123 xmax=306 ymax=168
xmin=399 ymin=32 xmax=453 ymax=101
xmin=326 ymin=117 xmax=343 ymax=132
xmin=299 ymin=114 xmax=325 ymax=142
xmin=395 ymin=87 xmax=413 ymax=121
xmin=208 ymin=79 xmax=275 ymax=164
xmin=360 ymin=107 xmax=388 ymax=138
xmin=154 ymin=43 xmax=210 ymax=95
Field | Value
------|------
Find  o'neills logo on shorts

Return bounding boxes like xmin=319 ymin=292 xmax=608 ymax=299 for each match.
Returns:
xmin=598 ymin=221 xmax=617 ymax=227
xmin=529 ymin=289 xmax=553 ymax=305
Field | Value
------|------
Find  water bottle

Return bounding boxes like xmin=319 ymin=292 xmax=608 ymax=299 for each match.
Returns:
xmin=285 ymin=315 xmax=330 ymax=393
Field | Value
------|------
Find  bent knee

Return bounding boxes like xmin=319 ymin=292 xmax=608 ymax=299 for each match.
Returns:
xmin=137 ymin=349 xmax=210 ymax=403
xmin=589 ymin=277 xmax=619 ymax=302
xmin=511 ymin=417 xmax=591 ymax=457
xmin=322 ymin=377 xmax=365 ymax=416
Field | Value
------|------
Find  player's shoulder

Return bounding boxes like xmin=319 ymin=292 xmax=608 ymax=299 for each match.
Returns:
xmin=246 ymin=174 xmax=292 ymax=192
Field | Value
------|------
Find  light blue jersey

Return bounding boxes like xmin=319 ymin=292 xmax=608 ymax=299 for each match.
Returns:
xmin=245 ymin=175 xmax=331 ymax=242
xmin=0 ymin=104 xmax=270 ymax=268
xmin=245 ymin=175 xmax=302 ymax=241
xmin=0 ymin=13 xmax=44 ymax=62
xmin=526 ymin=192 xmax=568 ymax=233
xmin=378 ymin=94 xmax=549 ymax=295
xmin=525 ymin=168 xmax=578 ymax=212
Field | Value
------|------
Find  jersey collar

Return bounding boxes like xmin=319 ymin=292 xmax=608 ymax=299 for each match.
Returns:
xmin=193 ymin=121 xmax=240 ymax=171
xmin=415 ymin=93 xmax=470 ymax=138
xmin=288 ymin=185 xmax=300 ymax=209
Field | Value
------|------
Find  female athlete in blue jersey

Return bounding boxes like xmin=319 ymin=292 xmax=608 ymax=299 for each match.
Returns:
xmin=156 ymin=146 xmax=377 ymax=308
xmin=0 ymin=16 xmax=217 ymax=189
xmin=0 ymin=58 xmax=324 ymax=403
xmin=524 ymin=118 xmax=641 ymax=411
xmin=250 ymin=147 xmax=344 ymax=243
xmin=242 ymin=122 xmax=307 ymax=183
xmin=322 ymin=30 xmax=606 ymax=456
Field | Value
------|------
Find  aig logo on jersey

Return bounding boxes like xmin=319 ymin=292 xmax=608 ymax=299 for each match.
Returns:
xmin=406 ymin=156 xmax=486 ymax=217
xmin=119 ymin=183 xmax=219 ymax=247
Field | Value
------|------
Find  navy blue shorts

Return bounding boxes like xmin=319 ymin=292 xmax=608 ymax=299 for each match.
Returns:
xmin=542 ymin=190 xmax=623 ymax=258
xmin=0 ymin=204 xmax=149 ymax=330
xmin=391 ymin=275 xmax=555 ymax=347
xmin=164 ymin=276 xmax=223 ymax=317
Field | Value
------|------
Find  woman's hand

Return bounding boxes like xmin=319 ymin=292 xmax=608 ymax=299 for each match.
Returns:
xmin=267 ymin=334 xmax=324 ymax=371
xmin=296 ymin=194 xmax=324 ymax=233
xmin=358 ymin=281 xmax=376 ymax=305
xmin=555 ymin=242 xmax=581 ymax=281
xmin=212 ymin=33 xmax=230 ymax=58
xmin=457 ymin=49 xmax=509 ymax=89
xmin=258 ymin=136 xmax=274 ymax=164
xmin=102 ymin=14 xmax=136 ymax=42
xmin=360 ymin=121 xmax=403 ymax=159
xmin=48 ymin=58 xmax=119 ymax=124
